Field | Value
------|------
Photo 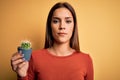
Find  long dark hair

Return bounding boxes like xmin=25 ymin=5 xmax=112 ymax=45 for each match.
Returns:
xmin=44 ymin=2 xmax=80 ymax=52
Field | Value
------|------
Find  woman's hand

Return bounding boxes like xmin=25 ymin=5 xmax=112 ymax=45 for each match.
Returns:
xmin=11 ymin=52 xmax=29 ymax=78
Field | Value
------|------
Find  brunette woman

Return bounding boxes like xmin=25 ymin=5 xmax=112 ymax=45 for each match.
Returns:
xmin=11 ymin=2 xmax=94 ymax=80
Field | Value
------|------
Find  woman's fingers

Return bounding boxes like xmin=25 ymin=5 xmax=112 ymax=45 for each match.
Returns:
xmin=12 ymin=59 xmax=26 ymax=71
xmin=11 ymin=52 xmax=24 ymax=71
xmin=11 ymin=52 xmax=23 ymax=61
xmin=17 ymin=61 xmax=28 ymax=69
xmin=12 ymin=58 xmax=25 ymax=67
xmin=11 ymin=52 xmax=29 ymax=77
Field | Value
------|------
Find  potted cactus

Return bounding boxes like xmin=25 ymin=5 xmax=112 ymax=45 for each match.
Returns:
xmin=21 ymin=40 xmax=31 ymax=50
xmin=18 ymin=40 xmax=32 ymax=61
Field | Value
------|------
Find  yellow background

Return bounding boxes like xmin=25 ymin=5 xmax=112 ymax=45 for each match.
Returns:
xmin=0 ymin=0 xmax=120 ymax=80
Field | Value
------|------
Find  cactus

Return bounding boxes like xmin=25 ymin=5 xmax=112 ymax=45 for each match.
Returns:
xmin=20 ymin=40 xmax=31 ymax=50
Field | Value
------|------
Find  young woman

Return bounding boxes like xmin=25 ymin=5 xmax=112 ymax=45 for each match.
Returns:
xmin=11 ymin=2 xmax=94 ymax=80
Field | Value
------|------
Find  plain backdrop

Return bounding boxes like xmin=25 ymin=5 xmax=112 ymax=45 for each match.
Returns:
xmin=0 ymin=0 xmax=120 ymax=80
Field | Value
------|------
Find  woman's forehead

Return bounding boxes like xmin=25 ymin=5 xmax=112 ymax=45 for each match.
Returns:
xmin=52 ymin=8 xmax=73 ymax=18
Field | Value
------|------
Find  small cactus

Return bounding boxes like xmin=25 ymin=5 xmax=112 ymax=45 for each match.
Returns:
xmin=20 ymin=40 xmax=31 ymax=50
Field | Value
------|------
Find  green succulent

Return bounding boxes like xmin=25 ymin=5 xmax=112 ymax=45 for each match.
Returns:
xmin=21 ymin=40 xmax=31 ymax=50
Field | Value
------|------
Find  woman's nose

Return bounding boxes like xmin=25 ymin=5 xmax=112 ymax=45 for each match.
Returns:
xmin=59 ymin=27 xmax=65 ymax=30
xmin=59 ymin=21 xmax=65 ymax=30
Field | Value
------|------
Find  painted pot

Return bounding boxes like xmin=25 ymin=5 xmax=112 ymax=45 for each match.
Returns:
xmin=18 ymin=47 xmax=32 ymax=61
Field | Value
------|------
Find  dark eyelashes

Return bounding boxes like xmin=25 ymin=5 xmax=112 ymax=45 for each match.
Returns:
xmin=66 ymin=20 xmax=72 ymax=23
xmin=52 ymin=20 xmax=59 ymax=23
xmin=52 ymin=19 xmax=72 ymax=24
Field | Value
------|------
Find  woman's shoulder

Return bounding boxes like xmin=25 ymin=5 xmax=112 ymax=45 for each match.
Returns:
xmin=75 ymin=51 xmax=89 ymax=56
xmin=31 ymin=48 xmax=47 ymax=56
xmin=32 ymin=48 xmax=46 ymax=53
xmin=75 ymin=51 xmax=93 ymax=61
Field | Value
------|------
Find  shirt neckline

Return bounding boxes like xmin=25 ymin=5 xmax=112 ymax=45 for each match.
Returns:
xmin=44 ymin=49 xmax=77 ymax=59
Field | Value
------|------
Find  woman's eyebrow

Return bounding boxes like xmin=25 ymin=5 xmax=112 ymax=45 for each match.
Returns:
xmin=65 ymin=17 xmax=72 ymax=19
xmin=52 ymin=16 xmax=72 ymax=19
xmin=52 ymin=17 xmax=60 ymax=19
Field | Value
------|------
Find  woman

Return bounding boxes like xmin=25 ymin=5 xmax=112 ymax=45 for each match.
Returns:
xmin=11 ymin=2 xmax=94 ymax=80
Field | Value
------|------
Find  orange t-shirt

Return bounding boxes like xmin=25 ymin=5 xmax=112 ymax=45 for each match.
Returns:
xmin=18 ymin=49 xmax=94 ymax=80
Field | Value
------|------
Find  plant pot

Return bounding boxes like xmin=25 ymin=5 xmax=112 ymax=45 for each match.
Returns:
xmin=18 ymin=47 xmax=32 ymax=61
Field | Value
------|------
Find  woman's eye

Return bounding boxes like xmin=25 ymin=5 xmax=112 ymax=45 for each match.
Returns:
xmin=66 ymin=20 xmax=72 ymax=24
xmin=52 ymin=20 xmax=59 ymax=24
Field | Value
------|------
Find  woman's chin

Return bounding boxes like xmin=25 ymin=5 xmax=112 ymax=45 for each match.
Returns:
xmin=55 ymin=39 xmax=70 ymax=44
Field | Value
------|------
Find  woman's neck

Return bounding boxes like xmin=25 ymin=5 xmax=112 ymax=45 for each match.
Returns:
xmin=48 ymin=42 xmax=75 ymax=56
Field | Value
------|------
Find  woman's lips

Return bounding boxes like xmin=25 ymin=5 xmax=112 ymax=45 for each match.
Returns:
xmin=58 ymin=32 xmax=67 ymax=36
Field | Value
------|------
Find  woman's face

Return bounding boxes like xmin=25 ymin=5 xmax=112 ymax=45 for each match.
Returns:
xmin=51 ymin=8 xmax=74 ymax=44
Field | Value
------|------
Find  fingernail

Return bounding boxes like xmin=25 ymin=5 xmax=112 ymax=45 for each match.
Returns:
xmin=22 ymin=54 xmax=24 ymax=57
xmin=19 ymin=50 xmax=22 ymax=53
xmin=23 ymin=58 xmax=25 ymax=61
